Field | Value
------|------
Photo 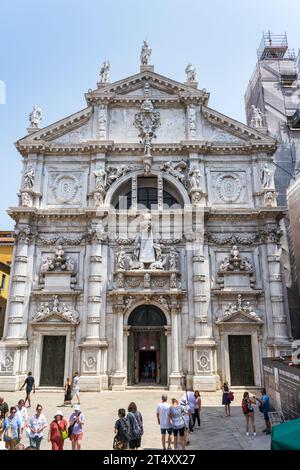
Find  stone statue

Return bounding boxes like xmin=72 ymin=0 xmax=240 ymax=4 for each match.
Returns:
xmin=29 ymin=106 xmax=42 ymax=128
xmin=52 ymin=295 xmax=60 ymax=312
xmin=150 ymin=255 xmax=166 ymax=270
xmin=170 ymin=272 xmax=177 ymax=288
xmin=250 ymin=105 xmax=263 ymax=128
xmin=240 ymin=257 xmax=253 ymax=272
xmin=116 ymin=245 xmax=126 ymax=270
xmin=230 ymin=245 xmax=240 ymax=261
xmin=24 ymin=165 xmax=35 ymax=190
xmin=237 ymin=294 xmax=242 ymax=310
xmin=140 ymin=40 xmax=152 ymax=65
xmin=153 ymin=242 xmax=163 ymax=262
xmin=65 ymin=257 xmax=75 ymax=272
xmin=94 ymin=168 xmax=107 ymax=191
xmin=261 ymin=163 xmax=273 ymax=189
xmin=41 ymin=255 xmax=55 ymax=273
xmin=169 ymin=248 xmax=179 ymax=270
xmin=100 ymin=61 xmax=110 ymax=83
xmin=185 ymin=63 xmax=197 ymax=83
xmin=219 ymin=256 xmax=231 ymax=272
xmin=188 ymin=166 xmax=202 ymax=190
xmin=160 ymin=161 xmax=187 ymax=185
xmin=124 ymin=296 xmax=134 ymax=311
xmin=158 ymin=295 xmax=169 ymax=311
xmin=106 ymin=165 xmax=132 ymax=187
xmin=144 ymin=272 xmax=151 ymax=288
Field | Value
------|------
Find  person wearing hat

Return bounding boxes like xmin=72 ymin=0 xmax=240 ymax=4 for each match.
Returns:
xmin=68 ymin=405 xmax=85 ymax=450
xmin=48 ymin=410 xmax=68 ymax=451
xmin=180 ymin=398 xmax=192 ymax=446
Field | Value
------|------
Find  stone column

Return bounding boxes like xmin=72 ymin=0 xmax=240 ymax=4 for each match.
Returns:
xmin=265 ymin=229 xmax=290 ymax=349
xmin=169 ymin=302 xmax=182 ymax=390
xmin=4 ymin=231 xmax=31 ymax=339
xmin=79 ymin=226 xmax=109 ymax=391
xmin=111 ymin=295 xmax=125 ymax=390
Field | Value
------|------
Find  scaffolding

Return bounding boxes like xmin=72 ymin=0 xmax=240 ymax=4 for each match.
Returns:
xmin=257 ymin=31 xmax=295 ymax=60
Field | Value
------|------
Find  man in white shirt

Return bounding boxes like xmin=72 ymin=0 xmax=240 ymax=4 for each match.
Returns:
xmin=156 ymin=395 xmax=172 ymax=450
xmin=16 ymin=399 xmax=28 ymax=441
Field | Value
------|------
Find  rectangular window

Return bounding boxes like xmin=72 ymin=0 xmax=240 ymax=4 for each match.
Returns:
xmin=1 ymin=274 xmax=6 ymax=289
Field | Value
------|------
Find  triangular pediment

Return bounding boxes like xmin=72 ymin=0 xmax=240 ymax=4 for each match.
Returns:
xmin=32 ymin=311 xmax=79 ymax=324
xmin=216 ymin=308 xmax=264 ymax=324
xmin=17 ymin=107 xmax=93 ymax=144
xmin=85 ymin=70 xmax=209 ymax=102
xmin=202 ymin=106 xmax=275 ymax=144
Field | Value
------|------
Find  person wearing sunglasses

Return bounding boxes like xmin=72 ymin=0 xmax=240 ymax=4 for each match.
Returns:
xmin=3 ymin=407 xmax=22 ymax=450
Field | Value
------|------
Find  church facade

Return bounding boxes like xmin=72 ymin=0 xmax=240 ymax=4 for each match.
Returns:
xmin=0 ymin=47 xmax=292 ymax=391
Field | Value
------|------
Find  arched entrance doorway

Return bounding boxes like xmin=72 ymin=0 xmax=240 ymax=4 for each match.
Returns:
xmin=127 ymin=305 xmax=167 ymax=386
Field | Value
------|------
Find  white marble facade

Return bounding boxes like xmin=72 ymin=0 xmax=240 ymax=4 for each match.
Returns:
xmin=0 ymin=57 xmax=292 ymax=391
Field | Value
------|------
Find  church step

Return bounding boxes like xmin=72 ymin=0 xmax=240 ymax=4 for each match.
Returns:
xmin=36 ymin=387 xmax=64 ymax=392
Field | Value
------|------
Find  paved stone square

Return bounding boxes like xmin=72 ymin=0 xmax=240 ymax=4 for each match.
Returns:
xmin=2 ymin=389 xmax=271 ymax=450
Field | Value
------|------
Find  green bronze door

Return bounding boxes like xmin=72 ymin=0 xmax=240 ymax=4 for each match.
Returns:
xmin=228 ymin=335 xmax=254 ymax=386
xmin=40 ymin=336 xmax=66 ymax=387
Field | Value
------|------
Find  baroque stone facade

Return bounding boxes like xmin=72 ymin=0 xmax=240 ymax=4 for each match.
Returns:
xmin=0 ymin=49 xmax=292 ymax=391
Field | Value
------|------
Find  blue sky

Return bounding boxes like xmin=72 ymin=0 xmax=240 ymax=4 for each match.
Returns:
xmin=0 ymin=0 xmax=299 ymax=229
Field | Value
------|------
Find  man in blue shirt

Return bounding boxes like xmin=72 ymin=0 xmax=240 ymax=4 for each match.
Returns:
xmin=258 ymin=388 xmax=271 ymax=434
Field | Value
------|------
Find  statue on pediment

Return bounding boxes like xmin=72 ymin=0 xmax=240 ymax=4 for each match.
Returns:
xmin=185 ymin=63 xmax=197 ymax=83
xmin=100 ymin=61 xmax=110 ymax=83
xmin=29 ymin=106 xmax=42 ymax=128
xmin=140 ymin=40 xmax=152 ymax=65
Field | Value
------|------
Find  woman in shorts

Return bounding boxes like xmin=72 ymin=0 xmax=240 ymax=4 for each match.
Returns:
xmin=168 ymin=398 xmax=186 ymax=450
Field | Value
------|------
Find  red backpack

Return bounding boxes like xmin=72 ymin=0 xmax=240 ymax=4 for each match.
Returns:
xmin=242 ymin=399 xmax=248 ymax=413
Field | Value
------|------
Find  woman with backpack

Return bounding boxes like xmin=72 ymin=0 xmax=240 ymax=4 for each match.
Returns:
xmin=241 ymin=392 xmax=256 ymax=436
xmin=113 ymin=409 xmax=130 ymax=450
xmin=127 ymin=402 xmax=143 ymax=450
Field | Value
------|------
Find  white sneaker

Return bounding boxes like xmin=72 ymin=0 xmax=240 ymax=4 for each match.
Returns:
xmin=253 ymin=432 xmax=256 ymax=436
xmin=246 ymin=432 xmax=249 ymax=436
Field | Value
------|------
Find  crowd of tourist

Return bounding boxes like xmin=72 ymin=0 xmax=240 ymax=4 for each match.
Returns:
xmin=0 ymin=371 xmax=271 ymax=451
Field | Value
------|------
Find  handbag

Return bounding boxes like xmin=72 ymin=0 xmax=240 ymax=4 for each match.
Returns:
xmin=68 ymin=423 xmax=75 ymax=438
xmin=228 ymin=391 xmax=234 ymax=402
xmin=60 ymin=428 xmax=68 ymax=440
xmin=113 ymin=435 xmax=124 ymax=450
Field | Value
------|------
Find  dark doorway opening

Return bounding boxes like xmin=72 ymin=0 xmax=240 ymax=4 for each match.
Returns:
xmin=40 ymin=336 xmax=66 ymax=387
xmin=228 ymin=335 xmax=255 ymax=386
xmin=139 ymin=350 xmax=157 ymax=382
xmin=127 ymin=305 xmax=167 ymax=386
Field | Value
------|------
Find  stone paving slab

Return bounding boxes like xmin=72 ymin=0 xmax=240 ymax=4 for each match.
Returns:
xmin=1 ymin=389 xmax=271 ymax=450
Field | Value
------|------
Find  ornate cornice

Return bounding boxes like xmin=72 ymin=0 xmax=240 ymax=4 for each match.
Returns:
xmin=15 ymin=140 xmax=276 ymax=157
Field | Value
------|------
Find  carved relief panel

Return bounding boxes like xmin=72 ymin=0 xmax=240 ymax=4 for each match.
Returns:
xmin=208 ymin=169 xmax=249 ymax=206
xmin=45 ymin=169 xmax=87 ymax=206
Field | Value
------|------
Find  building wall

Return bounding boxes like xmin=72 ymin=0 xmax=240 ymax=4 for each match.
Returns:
xmin=0 ymin=66 xmax=293 ymax=391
